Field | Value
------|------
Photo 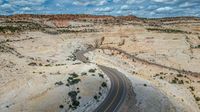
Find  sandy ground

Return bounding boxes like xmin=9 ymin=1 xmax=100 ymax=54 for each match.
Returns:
xmin=0 ymin=32 xmax=111 ymax=112
xmin=0 ymin=19 xmax=200 ymax=112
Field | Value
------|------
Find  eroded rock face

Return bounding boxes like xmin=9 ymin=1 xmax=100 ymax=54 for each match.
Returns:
xmin=51 ymin=19 xmax=70 ymax=28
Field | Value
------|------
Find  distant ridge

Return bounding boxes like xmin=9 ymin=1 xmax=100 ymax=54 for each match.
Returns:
xmin=0 ymin=14 xmax=199 ymax=21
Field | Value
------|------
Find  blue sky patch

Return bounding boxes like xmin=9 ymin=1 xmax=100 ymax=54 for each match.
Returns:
xmin=0 ymin=0 xmax=199 ymax=18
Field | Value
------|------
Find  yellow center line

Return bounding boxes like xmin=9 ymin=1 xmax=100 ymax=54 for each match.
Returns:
xmin=104 ymin=70 xmax=120 ymax=112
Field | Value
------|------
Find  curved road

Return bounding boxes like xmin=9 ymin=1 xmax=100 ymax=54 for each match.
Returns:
xmin=75 ymin=48 xmax=131 ymax=112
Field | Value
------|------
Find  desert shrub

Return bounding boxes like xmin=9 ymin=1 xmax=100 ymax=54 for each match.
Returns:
xmin=178 ymin=80 xmax=184 ymax=84
xmin=89 ymin=69 xmax=96 ymax=73
xmin=55 ymin=81 xmax=64 ymax=85
xmin=67 ymin=77 xmax=81 ymax=85
xmin=195 ymin=96 xmax=200 ymax=101
xmin=0 ymin=26 xmax=22 ymax=33
xmin=68 ymin=91 xmax=78 ymax=99
xmin=98 ymin=73 xmax=104 ymax=78
xmin=177 ymin=74 xmax=183 ymax=77
xmin=101 ymin=82 xmax=107 ymax=88
xmin=189 ymin=86 xmax=195 ymax=91
xmin=171 ymin=79 xmax=177 ymax=84
xmin=146 ymin=28 xmax=186 ymax=33
xmin=45 ymin=64 xmax=51 ymax=66
xmin=69 ymin=73 xmax=78 ymax=78
xmin=59 ymin=105 xmax=64 ymax=108
xmin=81 ymin=72 xmax=87 ymax=76
xmin=28 ymin=62 xmax=37 ymax=66
xmin=72 ymin=100 xmax=80 ymax=107
xmin=94 ymin=95 xmax=98 ymax=100
xmin=195 ymin=45 xmax=200 ymax=48
xmin=68 ymin=91 xmax=80 ymax=109
xmin=67 ymin=55 xmax=76 ymax=61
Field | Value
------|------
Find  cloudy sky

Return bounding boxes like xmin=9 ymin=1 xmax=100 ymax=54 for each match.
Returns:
xmin=0 ymin=0 xmax=200 ymax=18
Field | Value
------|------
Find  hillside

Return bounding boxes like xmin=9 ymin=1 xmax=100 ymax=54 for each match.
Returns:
xmin=0 ymin=14 xmax=200 ymax=112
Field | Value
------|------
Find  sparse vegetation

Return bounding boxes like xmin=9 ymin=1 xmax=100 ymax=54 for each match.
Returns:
xmin=68 ymin=91 xmax=80 ymax=109
xmin=59 ymin=105 xmax=64 ymax=108
xmin=194 ymin=45 xmax=200 ymax=48
xmin=98 ymin=73 xmax=104 ymax=78
xmin=55 ymin=81 xmax=64 ymax=85
xmin=171 ymin=77 xmax=178 ymax=84
xmin=171 ymin=79 xmax=177 ymax=84
xmin=0 ymin=26 xmax=22 ymax=33
xmin=69 ymin=72 xmax=79 ymax=78
xmin=171 ymin=77 xmax=184 ymax=84
xmin=67 ymin=73 xmax=81 ymax=86
xmin=89 ymin=68 xmax=96 ymax=73
xmin=189 ymin=86 xmax=195 ymax=91
xmin=177 ymin=74 xmax=183 ymax=77
xmin=67 ymin=54 xmax=76 ymax=61
xmin=28 ymin=62 xmax=37 ymax=66
xmin=2 ymin=15 xmax=200 ymax=111
xmin=146 ymin=28 xmax=187 ymax=33
xmin=81 ymin=72 xmax=87 ymax=76
xmin=101 ymin=82 xmax=107 ymax=88
xmin=195 ymin=96 xmax=200 ymax=101
xmin=0 ymin=21 xmax=46 ymax=34
xmin=67 ymin=77 xmax=81 ymax=85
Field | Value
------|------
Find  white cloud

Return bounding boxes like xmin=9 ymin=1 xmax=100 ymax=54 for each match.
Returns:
xmin=126 ymin=0 xmax=145 ymax=4
xmin=126 ymin=0 xmax=136 ymax=4
xmin=98 ymin=0 xmax=107 ymax=6
xmin=127 ymin=0 xmax=136 ymax=4
xmin=116 ymin=10 xmax=122 ymax=14
xmin=21 ymin=7 xmax=31 ymax=11
xmin=156 ymin=6 xmax=172 ymax=12
xmin=151 ymin=0 xmax=176 ymax=3
xmin=73 ymin=0 xmax=107 ymax=6
xmin=95 ymin=7 xmax=113 ymax=12
xmin=113 ymin=0 xmax=120 ymax=3
xmin=1 ymin=4 xmax=12 ymax=9
xmin=179 ymin=2 xmax=196 ymax=8
xmin=11 ymin=0 xmax=47 ymax=6
xmin=121 ymin=5 xmax=129 ymax=10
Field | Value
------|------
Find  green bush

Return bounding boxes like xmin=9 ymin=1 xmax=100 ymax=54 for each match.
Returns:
xmin=98 ymin=73 xmax=104 ymax=78
xmin=55 ymin=81 xmax=64 ymax=85
xmin=101 ymin=82 xmax=107 ymax=88
xmin=171 ymin=79 xmax=177 ymax=84
xmin=94 ymin=95 xmax=98 ymax=100
xmin=67 ymin=77 xmax=81 ymax=85
xmin=81 ymin=72 xmax=87 ymax=76
xmin=69 ymin=73 xmax=78 ymax=78
xmin=89 ymin=69 xmax=96 ymax=73
xmin=72 ymin=100 xmax=80 ymax=107
xmin=68 ymin=91 xmax=78 ymax=99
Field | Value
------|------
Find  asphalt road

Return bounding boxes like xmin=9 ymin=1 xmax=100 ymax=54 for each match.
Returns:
xmin=94 ymin=65 xmax=128 ymax=112
xmin=75 ymin=48 xmax=130 ymax=112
